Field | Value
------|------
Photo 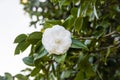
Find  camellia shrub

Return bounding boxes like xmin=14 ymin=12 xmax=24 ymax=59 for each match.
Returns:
xmin=13 ymin=0 xmax=120 ymax=80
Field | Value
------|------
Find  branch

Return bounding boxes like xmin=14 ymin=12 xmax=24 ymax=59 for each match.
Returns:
xmin=104 ymin=31 xmax=117 ymax=37
xmin=78 ymin=31 xmax=120 ymax=40
xmin=96 ymin=41 xmax=120 ymax=52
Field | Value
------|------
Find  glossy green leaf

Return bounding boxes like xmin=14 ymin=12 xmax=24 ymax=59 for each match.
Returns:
xmin=14 ymin=41 xmax=30 ymax=55
xmin=15 ymin=74 xmax=28 ymax=80
xmin=63 ymin=15 xmax=75 ymax=30
xmin=59 ymin=0 xmax=71 ymax=8
xmin=80 ymin=1 xmax=91 ymax=17
xmin=45 ymin=20 xmax=62 ymax=25
xmin=14 ymin=34 xmax=27 ymax=43
xmin=23 ymin=56 xmax=34 ymax=66
xmin=31 ymin=67 xmax=41 ymax=76
xmin=26 ymin=32 xmax=42 ymax=44
xmin=53 ymin=53 xmax=67 ymax=63
xmin=61 ymin=70 xmax=71 ymax=79
xmin=4 ymin=73 xmax=13 ymax=80
xmin=74 ymin=17 xmax=83 ymax=33
xmin=71 ymin=39 xmax=88 ymax=50
xmin=34 ymin=48 xmax=48 ymax=61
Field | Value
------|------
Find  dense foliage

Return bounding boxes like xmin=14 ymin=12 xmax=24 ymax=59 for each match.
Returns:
xmin=5 ymin=0 xmax=120 ymax=80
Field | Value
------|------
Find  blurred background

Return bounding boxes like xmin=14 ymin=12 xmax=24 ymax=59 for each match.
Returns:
xmin=0 ymin=0 xmax=37 ymax=75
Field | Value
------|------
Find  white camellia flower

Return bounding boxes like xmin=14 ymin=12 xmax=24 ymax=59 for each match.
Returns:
xmin=42 ymin=25 xmax=72 ymax=55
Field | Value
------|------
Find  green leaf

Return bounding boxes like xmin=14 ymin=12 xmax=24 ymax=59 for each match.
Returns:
xmin=15 ymin=74 xmax=28 ymax=80
xmin=116 ymin=25 xmax=120 ymax=32
xmin=44 ymin=20 xmax=63 ymax=28
xmin=31 ymin=67 xmax=41 ymax=76
xmin=0 ymin=76 xmax=5 ymax=80
xmin=71 ymin=39 xmax=88 ymax=50
xmin=80 ymin=0 xmax=91 ymax=17
xmin=27 ymin=32 xmax=42 ymax=44
xmin=21 ymin=68 xmax=32 ymax=72
xmin=85 ymin=66 xmax=95 ymax=79
xmin=78 ymin=54 xmax=95 ymax=79
xmin=14 ymin=34 xmax=27 ymax=43
xmin=59 ymin=0 xmax=71 ymax=8
xmin=14 ymin=41 xmax=30 ymax=55
xmin=14 ymin=44 xmax=21 ymax=55
xmin=23 ymin=56 xmax=34 ymax=66
xmin=46 ymin=20 xmax=63 ymax=25
xmin=93 ymin=5 xmax=99 ymax=19
xmin=53 ymin=53 xmax=67 ymax=63
xmin=74 ymin=70 xmax=84 ymax=80
xmin=71 ymin=7 xmax=78 ymax=17
xmin=21 ymin=42 xmax=30 ymax=52
xmin=63 ymin=15 xmax=75 ymax=30
xmin=34 ymin=48 xmax=48 ymax=61
xmin=61 ymin=70 xmax=71 ymax=79
xmin=4 ymin=73 xmax=13 ymax=80
xmin=74 ymin=17 xmax=83 ymax=33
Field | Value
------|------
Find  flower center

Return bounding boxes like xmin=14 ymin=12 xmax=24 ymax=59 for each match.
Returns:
xmin=55 ymin=39 xmax=61 ymax=44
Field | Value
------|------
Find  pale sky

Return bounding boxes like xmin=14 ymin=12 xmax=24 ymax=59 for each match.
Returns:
xmin=0 ymin=0 xmax=39 ymax=75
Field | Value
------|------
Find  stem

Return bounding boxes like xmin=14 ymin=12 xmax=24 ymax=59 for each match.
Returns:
xmin=97 ymin=70 xmax=103 ymax=80
xmin=57 ymin=64 xmax=60 ymax=80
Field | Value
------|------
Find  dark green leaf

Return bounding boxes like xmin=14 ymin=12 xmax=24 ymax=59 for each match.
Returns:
xmin=59 ymin=0 xmax=71 ymax=8
xmin=27 ymin=32 xmax=42 ymax=44
xmin=71 ymin=7 xmax=78 ymax=17
xmin=15 ymin=74 xmax=28 ymax=80
xmin=31 ymin=67 xmax=41 ymax=76
xmin=23 ymin=56 xmax=34 ymax=66
xmin=74 ymin=17 xmax=83 ymax=33
xmin=74 ymin=70 xmax=84 ymax=80
xmin=116 ymin=25 xmax=120 ymax=32
xmin=63 ymin=15 xmax=75 ymax=30
xmin=14 ymin=34 xmax=27 ymax=43
xmin=61 ymin=70 xmax=71 ymax=79
xmin=71 ymin=39 xmax=88 ymax=50
xmin=85 ymin=66 xmax=95 ymax=79
xmin=34 ymin=48 xmax=48 ymax=61
xmin=53 ymin=53 xmax=67 ymax=63
xmin=4 ymin=73 xmax=13 ymax=80
xmin=14 ymin=41 xmax=30 ymax=55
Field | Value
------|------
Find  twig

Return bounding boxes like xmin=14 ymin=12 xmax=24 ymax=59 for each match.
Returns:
xmin=79 ymin=36 xmax=95 ymax=40
xmin=97 ymin=70 xmax=103 ymax=80
xmin=96 ymin=41 xmax=120 ymax=52
xmin=78 ymin=31 xmax=120 ymax=40
xmin=104 ymin=31 xmax=117 ymax=37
